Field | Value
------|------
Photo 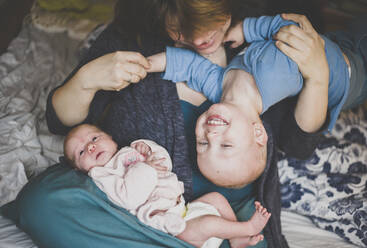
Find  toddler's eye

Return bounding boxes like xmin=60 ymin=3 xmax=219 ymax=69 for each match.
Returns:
xmin=79 ymin=150 xmax=84 ymax=156
xmin=92 ymin=136 xmax=97 ymax=142
xmin=221 ymin=144 xmax=232 ymax=148
xmin=197 ymin=141 xmax=208 ymax=146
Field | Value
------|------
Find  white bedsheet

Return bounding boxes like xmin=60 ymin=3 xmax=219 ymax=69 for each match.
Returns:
xmin=0 ymin=211 xmax=357 ymax=248
xmin=0 ymin=215 xmax=36 ymax=248
xmin=281 ymin=211 xmax=357 ymax=248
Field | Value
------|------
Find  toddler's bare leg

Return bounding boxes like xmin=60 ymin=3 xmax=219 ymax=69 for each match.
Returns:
xmin=177 ymin=193 xmax=270 ymax=248
xmin=194 ymin=192 xmax=237 ymax=221
xmin=229 ymin=201 xmax=271 ymax=248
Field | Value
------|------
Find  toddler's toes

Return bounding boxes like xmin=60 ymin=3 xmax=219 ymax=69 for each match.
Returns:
xmin=248 ymin=234 xmax=264 ymax=246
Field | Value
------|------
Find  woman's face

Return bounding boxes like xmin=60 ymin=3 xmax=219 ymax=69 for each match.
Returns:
xmin=168 ymin=17 xmax=231 ymax=56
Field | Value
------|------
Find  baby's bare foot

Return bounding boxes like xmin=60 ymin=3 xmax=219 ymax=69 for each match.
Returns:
xmin=230 ymin=234 xmax=264 ymax=248
xmin=247 ymin=201 xmax=271 ymax=235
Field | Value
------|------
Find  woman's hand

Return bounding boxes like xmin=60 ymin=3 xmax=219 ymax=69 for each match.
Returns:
xmin=224 ymin=21 xmax=245 ymax=49
xmin=274 ymin=13 xmax=329 ymax=133
xmin=52 ymin=51 xmax=150 ymax=127
xmin=273 ymin=13 xmax=329 ymax=84
xmin=79 ymin=51 xmax=151 ymax=92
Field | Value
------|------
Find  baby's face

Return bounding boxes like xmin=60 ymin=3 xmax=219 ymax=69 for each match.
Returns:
xmin=65 ymin=125 xmax=118 ymax=172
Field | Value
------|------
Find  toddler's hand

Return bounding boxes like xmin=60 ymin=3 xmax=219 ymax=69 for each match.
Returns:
xmin=146 ymin=152 xmax=167 ymax=172
xmin=147 ymin=52 xmax=167 ymax=73
xmin=224 ymin=21 xmax=245 ymax=48
xmin=131 ymin=141 xmax=151 ymax=158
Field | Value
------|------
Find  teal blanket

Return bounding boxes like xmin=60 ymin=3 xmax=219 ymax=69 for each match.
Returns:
xmin=1 ymin=163 xmax=193 ymax=248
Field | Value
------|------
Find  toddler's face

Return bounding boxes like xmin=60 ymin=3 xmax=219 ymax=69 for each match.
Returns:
xmin=195 ymin=103 xmax=264 ymax=187
xmin=195 ymin=103 xmax=254 ymax=159
xmin=65 ymin=125 xmax=118 ymax=172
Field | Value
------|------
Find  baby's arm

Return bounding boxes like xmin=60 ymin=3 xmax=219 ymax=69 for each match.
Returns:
xmin=147 ymin=47 xmax=224 ymax=103
xmin=89 ymin=149 xmax=158 ymax=210
xmin=131 ymin=139 xmax=172 ymax=172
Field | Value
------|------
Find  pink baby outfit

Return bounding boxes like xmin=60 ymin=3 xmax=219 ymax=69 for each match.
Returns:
xmin=88 ymin=139 xmax=186 ymax=236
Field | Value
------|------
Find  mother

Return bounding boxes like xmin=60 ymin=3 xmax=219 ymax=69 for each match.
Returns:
xmin=3 ymin=1 xmax=329 ymax=248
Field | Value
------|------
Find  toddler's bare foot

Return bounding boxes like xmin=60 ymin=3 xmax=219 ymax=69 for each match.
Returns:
xmin=230 ymin=234 xmax=264 ymax=248
xmin=247 ymin=201 xmax=271 ymax=235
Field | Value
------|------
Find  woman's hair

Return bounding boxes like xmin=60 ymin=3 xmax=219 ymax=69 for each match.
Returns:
xmin=165 ymin=0 xmax=232 ymax=41
xmin=113 ymin=0 xmax=268 ymax=49
xmin=113 ymin=0 xmax=174 ymax=46
xmin=113 ymin=0 xmax=266 ymax=45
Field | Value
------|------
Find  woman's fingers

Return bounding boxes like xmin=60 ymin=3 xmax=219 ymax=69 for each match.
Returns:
xmin=86 ymin=51 xmax=152 ymax=92
xmin=114 ymin=51 xmax=150 ymax=83
xmin=275 ymin=24 xmax=313 ymax=42
xmin=281 ymin=13 xmax=314 ymax=33
xmin=275 ymin=41 xmax=302 ymax=64
xmin=113 ymin=62 xmax=148 ymax=90
xmin=119 ymin=62 xmax=148 ymax=81
xmin=119 ymin=51 xmax=151 ymax=69
xmin=274 ymin=27 xmax=309 ymax=51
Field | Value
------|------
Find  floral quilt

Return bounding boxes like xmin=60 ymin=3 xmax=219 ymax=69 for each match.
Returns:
xmin=279 ymin=104 xmax=367 ymax=247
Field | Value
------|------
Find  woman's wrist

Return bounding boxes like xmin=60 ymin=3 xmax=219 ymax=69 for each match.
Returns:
xmin=76 ymin=65 xmax=100 ymax=93
xmin=52 ymin=71 xmax=97 ymax=126
xmin=295 ymin=78 xmax=328 ymax=132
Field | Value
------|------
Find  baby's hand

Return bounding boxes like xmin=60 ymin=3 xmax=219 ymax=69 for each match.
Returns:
xmin=131 ymin=141 xmax=152 ymax=158
xmin=146 ymin=52 xmax=167 ymax=73
xmin=224 ymin=21 xmax=245 ymax=48
xmin=146 ymin=152 xmax=167 ymax=172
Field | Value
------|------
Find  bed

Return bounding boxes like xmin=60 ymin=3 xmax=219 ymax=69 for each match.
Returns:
xmin=0 ymin=4 xmax=365 ymax=248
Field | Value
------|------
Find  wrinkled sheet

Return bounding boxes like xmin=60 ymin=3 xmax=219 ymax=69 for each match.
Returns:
xmin=0 ymin=20 xmax=80 ymax=206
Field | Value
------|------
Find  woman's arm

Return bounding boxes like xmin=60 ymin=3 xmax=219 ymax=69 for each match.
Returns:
xmin=274 ymin=13 xmax=329 ymax=133
xmin=52 ymin=51 xmax=150 ymax=127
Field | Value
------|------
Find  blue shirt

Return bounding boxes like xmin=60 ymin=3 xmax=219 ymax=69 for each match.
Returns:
xmin=164 ymin=15 xmax=350 ymax=131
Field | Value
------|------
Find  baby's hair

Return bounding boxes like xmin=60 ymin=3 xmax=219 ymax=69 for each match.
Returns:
xmin=63 ymin=127 xmax=81 ymax=170
xmin=64 ymin=155 xmax=79 ymax=171
xmin=63 ymin=124 xmax=102 ymax=172
xmin=114 ymin=0 xmax=232 ymax=47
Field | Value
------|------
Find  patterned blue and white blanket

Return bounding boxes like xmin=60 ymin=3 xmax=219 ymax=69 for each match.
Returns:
xmin=279 ymin=105 xmax=367 ymax=247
